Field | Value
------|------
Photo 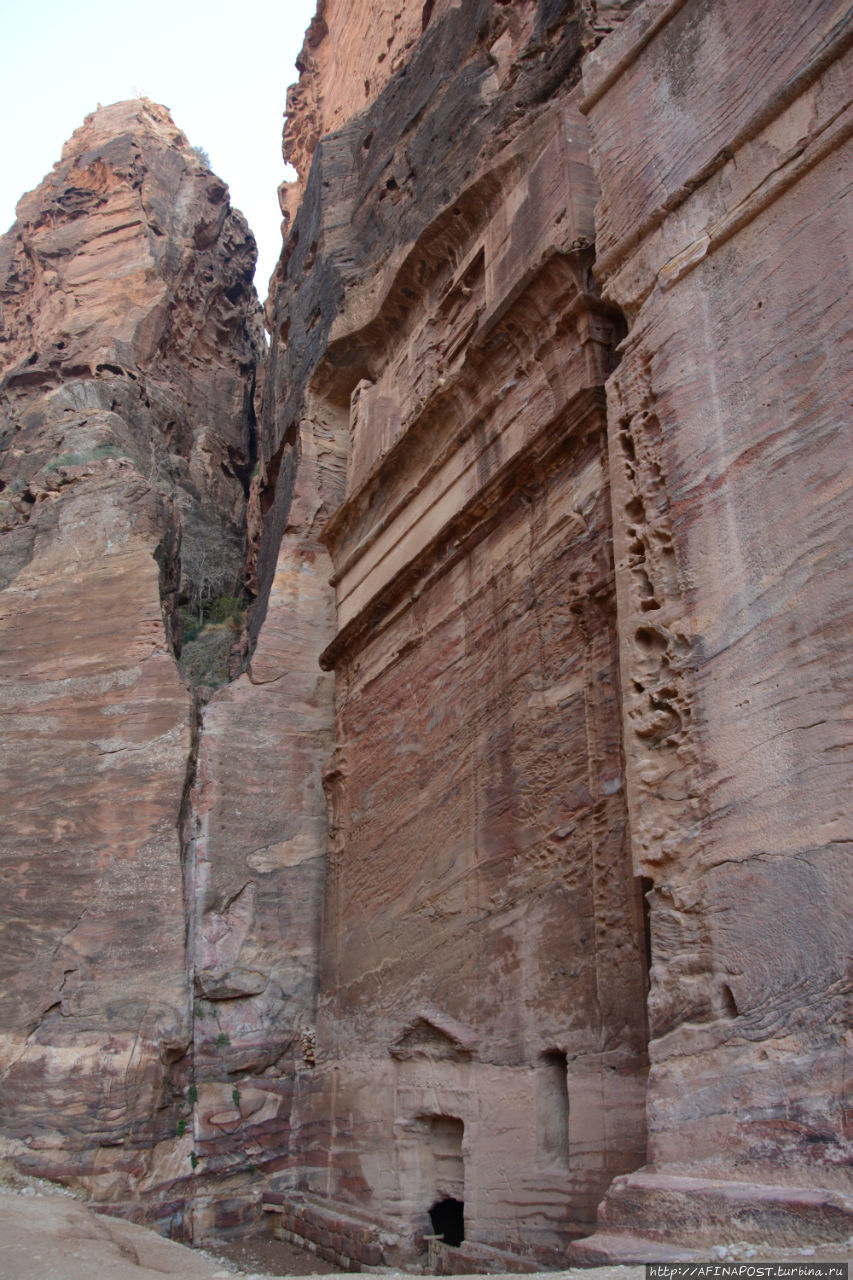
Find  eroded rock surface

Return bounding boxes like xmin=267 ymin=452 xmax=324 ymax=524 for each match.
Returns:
xmin=209 ymin=0 xmax=851 ymax=1266
xmin=228 ymin=0 xmax=650 ymax=1267
xmin=185 ymin=391 xmax=347 ymax=1240
xmin=0 ymin=1182 xmax=651 ymax=1280
xmin=1 ymin=0 xmax=851 ymax=1267
xmin=571 ymin=0 xmax=853 ymax=1261
xmin=0 ymin=99 xmax=262 ymax=1228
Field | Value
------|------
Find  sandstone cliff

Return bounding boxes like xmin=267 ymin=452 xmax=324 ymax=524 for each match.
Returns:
xmin=573 ymin=0 xmax=853 ymax=1257
xmin=0 ymin=99 xmax=262 ymax=1232
xmin=242 ymin=0 xmax=852 ymax=1264
xmin=1 ymin=0 xmax=851 ymax=1267
xmin=193 ymin=0 xmax=649 ymax=1261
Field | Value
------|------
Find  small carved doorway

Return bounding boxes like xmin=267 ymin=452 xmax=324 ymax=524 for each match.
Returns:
xmin=403 ymin=1113 xmax=464 ymax=1247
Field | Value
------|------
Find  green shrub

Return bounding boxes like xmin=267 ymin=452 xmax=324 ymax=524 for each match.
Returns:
xmin=178 ymin=622 xmax=231 ymax=688
xmin=179 ymin=607 xmax=202 ymax=643
xmin=177 ymin=595 xmax=247 ymax=689
xmin=178 ymin=595 xmax=244 ymax=641
xmin=207 ymin=595 xmax=243 ymax=625
xmin=46 ymin=443 xmax=123 ymax=472
xmin=216 ymin=1032 xmax=230 ymax=1048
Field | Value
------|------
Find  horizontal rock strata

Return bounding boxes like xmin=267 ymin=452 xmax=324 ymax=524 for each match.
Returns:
xmin=237 ymin=0 xmax=852 ymax=1264
xmin=0 ymin=0 xmax=851 ymax=1265
xmin=239 ymin=0 xmax=652 ymax=1266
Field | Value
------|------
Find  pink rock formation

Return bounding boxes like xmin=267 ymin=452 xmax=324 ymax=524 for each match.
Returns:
xmin=307 ymin=101 xmax=647 ymax=1265
xmin=247 ymin=0 xmax=852 ymax=1265
xmin=185 ymin=392 xmax=346 ymax=1238
xmin=569 ymin=0 xmax=853 ymax=1258
xmin=1 ymin=0 xmax=851 ymax=1266
xmin=247 ymin=0 xmax=651 ymax=1267
xmin=0 ymin=99 xmax=262 ymax=1231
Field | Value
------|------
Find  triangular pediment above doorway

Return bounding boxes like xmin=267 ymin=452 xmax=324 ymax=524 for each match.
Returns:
xmin=390 ymin=1004 xmax=479 ymax=1060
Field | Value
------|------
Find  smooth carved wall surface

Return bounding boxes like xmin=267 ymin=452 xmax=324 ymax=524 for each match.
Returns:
xmin=293 ymin=101 xmax=649 ymax=1263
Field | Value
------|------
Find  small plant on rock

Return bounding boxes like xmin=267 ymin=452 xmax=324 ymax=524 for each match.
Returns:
xmin=207 ymin=594 xmax=243 ymax=625
xmin=46 ymin=443 xmax=123 ymax=472
xmin=176 ymin=592 xmax=247 ymax=690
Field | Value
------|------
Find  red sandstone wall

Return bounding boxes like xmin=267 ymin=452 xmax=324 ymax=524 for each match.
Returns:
xmin=185 ymin=392 xmax=347 ymax=1237
xmin=315 ymin=425 xmax=647 ymax=1250
xmin=255 ymin=0 xmax=653 ymax=1256
xmin=2 ymin=0 xmax=850 ymax=1264
xmin=574 ymin=0 xmax=853 ymax=1259
xmin=0 ymin=100 xmax=262 ymax=1230
xmin=255 ymin=0 xmax=853 ymax=1263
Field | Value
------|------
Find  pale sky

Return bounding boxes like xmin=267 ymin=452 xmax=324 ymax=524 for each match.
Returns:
xmin=0 ymin=0 xmax=318 ymax=298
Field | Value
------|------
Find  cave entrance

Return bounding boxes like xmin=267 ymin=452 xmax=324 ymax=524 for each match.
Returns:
xmin=429 ymin=1196 xmax=464 ymax=1247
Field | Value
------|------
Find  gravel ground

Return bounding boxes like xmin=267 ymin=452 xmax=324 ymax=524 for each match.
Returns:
xmin=207 ymin=1234 xmax=346 ymax=1275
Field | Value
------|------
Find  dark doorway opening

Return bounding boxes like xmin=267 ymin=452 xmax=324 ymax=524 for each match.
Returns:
xmin=429 ymin=1197 xmax=464 ymax=1247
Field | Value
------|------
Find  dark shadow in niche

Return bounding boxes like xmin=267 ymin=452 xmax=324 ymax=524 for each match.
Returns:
xmin=429 ymin=1196 xmax=464 ymax=1247
xmin=537 ymin=1049 xmax=570 ymax=1164
xmin=639 ymin=875 xmax=653 ymax=986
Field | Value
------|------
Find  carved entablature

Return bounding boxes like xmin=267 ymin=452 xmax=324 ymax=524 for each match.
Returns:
xmin=319 ymin=99 xmax=622 ymax=669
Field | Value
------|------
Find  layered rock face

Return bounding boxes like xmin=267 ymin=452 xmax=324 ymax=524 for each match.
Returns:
xmin=0 ymin=99 xmax=262 ymax=1230
xmin=569 ymin=0 xmax=853 ymax=1258
xmin=1 ymin=0 xmax=851 ymax=1266
xmin=243 ymin=0 xmax=851 ymax=1265
xmin=311 ymin=103 xmax=646 ymax=1263
xmin=242 ymin=0 xmax=648 ymax=1267
xmin=185 ymin=385 xmax=346 ymax=1240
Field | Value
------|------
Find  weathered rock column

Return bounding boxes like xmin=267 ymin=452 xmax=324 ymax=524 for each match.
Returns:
xmin=0 ymin=100 xmax=262 ymax=1232
xmin=575 ymin=0 xmax=853 ymax=1258
xmin=186 ymin=387 xmax=347 ymax=1238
